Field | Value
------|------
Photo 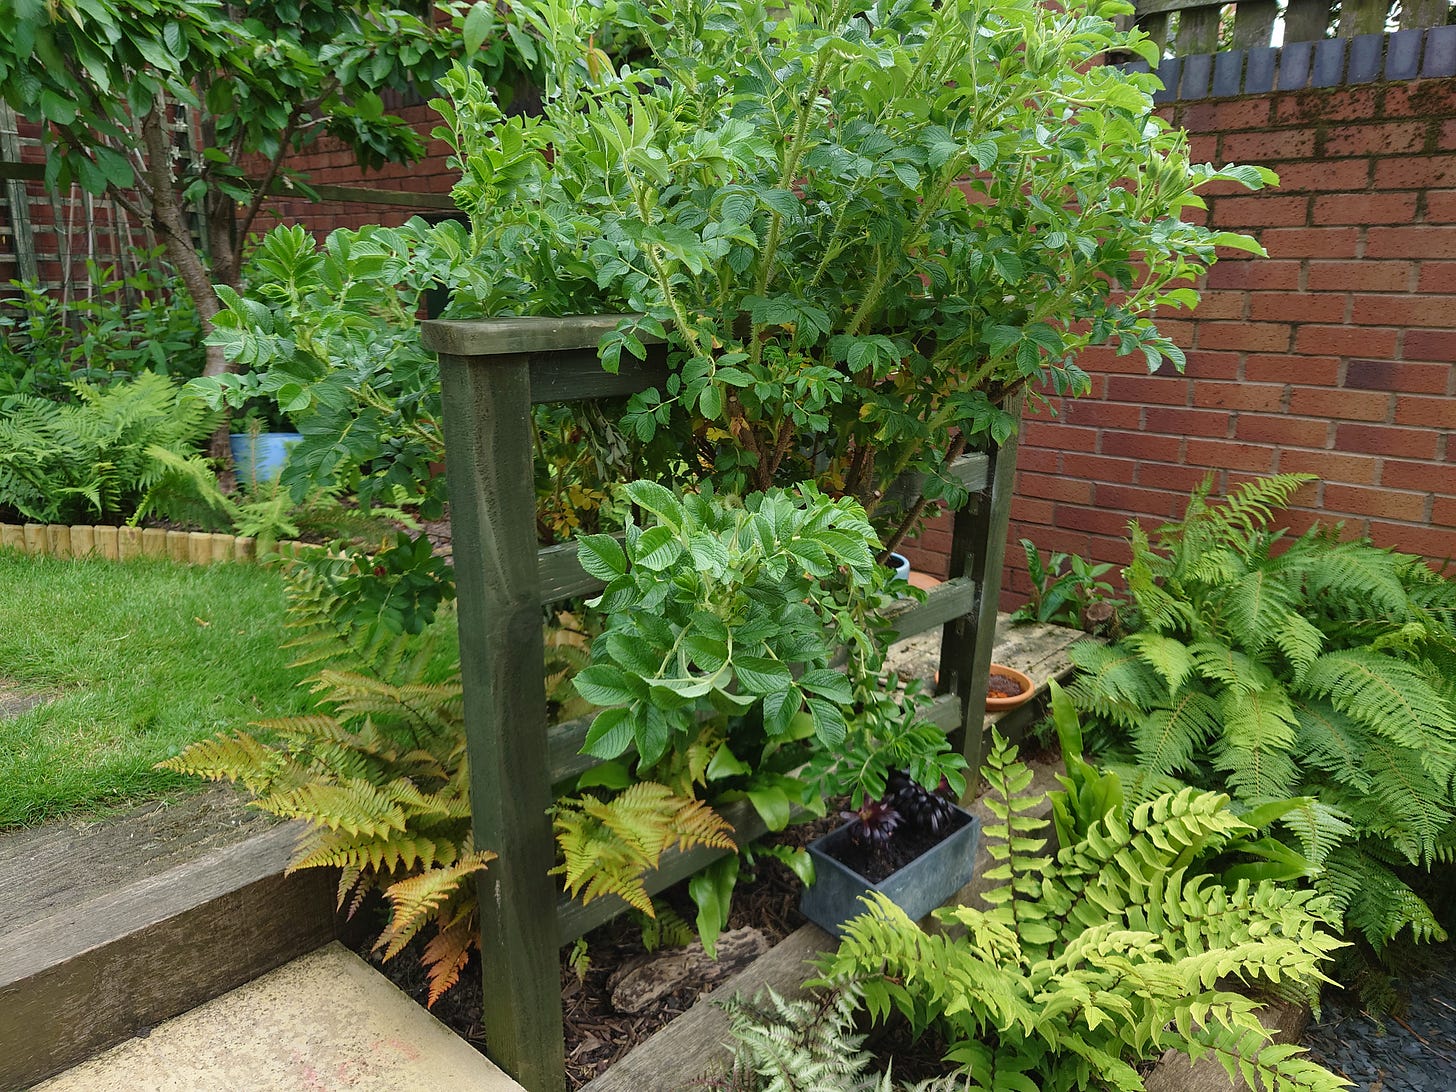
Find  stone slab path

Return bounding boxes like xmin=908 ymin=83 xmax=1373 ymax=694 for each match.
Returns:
xmin=34 ymin=942 xmax=524 ymax=1092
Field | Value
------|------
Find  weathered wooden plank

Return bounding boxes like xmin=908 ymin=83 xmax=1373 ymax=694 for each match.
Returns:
xmin=1175 ymin=5 xmax=1223 ymax=55
xmin=1338 ymin=0 xmax=1390 ymax=36
xmin=538 ymin=539 xmax=606 ymax=603
xmin=1401 ymin=0 xmax=1448 ymax=29
xmin=1283 ymin=0 xmax=1332 ymax=42
xmin=1134 ymin=0 xmax=1220 ymax=18
xmin=167 ymin=530 xmax=191 ymax=562
xmin=0 ymin=159 xmax=45 ymax=182
xmin=69 ymin=525 xmax=94 ymax=558
xmin=884 ymin=576 xmax=976 ymax=641
xmin=526 ymin=345 xmax=668 ymax=404
xmin=437 ymin=351 xmax=567 ymax=1092
xmin=0 ymin=821 xmax=336 ymax=1090
xmin=423 ymin=315 xmax=646 ymax=358
xmin=556 ymin=799 xmax=767 ymax=943
xmin=1140 ymin=10 xmax=1172 ymax=53
xmin=424 ymin=316 xmax=666 ymax=404
xmin=1232 ymin=0 xmax=1278 ymax=49
xmin=0 ymin=787 xmax=273 ymax=931
xmin=547 ymin=715 xmax=597 ymax=784
xmin=299 ymin=182 xmax=457 ymax=211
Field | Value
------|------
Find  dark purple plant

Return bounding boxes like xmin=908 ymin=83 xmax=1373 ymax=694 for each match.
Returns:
xmin=843 ymin=798 xmax=902 ymax=852
xmin=887 ymin=770 xmax=958 ymax=836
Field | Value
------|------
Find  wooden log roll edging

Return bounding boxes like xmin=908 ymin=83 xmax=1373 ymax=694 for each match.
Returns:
xmin=0 ymin=523 xmax=327 ymax=566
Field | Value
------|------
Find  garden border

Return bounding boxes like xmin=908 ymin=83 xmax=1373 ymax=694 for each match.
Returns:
xmin=0 ymin=522 xmax=312 ymax=565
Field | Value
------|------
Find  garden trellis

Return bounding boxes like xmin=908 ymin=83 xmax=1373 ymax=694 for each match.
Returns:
xmin=424 ymin=315 xmax=1022 ymax=1092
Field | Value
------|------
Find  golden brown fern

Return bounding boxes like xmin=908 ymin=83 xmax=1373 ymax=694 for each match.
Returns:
xmin=553 ymin=783 xmax=737 ymax=915
xmin=160 ymin=652 xmax=483 ymax=1006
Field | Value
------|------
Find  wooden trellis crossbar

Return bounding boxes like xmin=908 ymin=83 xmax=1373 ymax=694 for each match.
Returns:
xmin=423 ymin=315 xmax=1020 ymax=1092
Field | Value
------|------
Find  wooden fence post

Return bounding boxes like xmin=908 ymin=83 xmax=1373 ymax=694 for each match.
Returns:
xmin=437 ymin=351 xmax=566 ymax=1092
xmin=937 ymin=396 xmax=1023 ymax=786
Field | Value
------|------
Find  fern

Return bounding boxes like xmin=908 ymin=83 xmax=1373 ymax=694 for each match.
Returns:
xmin=0 ymin=373 xmax=222 ymax=525
xmin=815 ymin=733 xmax=1348 ymax=1092
xmin=163 ymin=559 xmax=754 ymax=1002
xmin=1072 ymin=475 xmax=1456 ymax=953
xmin=552 ymin=783 xmax=736 ymax=914
xmin=704 ymin=984 xmax=964 ymax=1092
xmin=157 ymin=547 xmax=492 ymax=1005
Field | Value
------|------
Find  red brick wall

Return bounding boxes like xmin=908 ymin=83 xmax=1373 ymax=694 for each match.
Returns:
xmin=991 ymin=76 xmax=1456 ymax=609
xmin=255 ymin=103 xmax=458 ymax=233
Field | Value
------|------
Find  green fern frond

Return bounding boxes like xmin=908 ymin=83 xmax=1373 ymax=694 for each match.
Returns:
xmin=158 ymin=732 xmax=291 ymax=795
xmin=288 ymin=826 xmax=456 ymax=874
xmin=1067 ymin=641 xmax=1168 ymax=725
xmin=553 ymin=783 xmax=736 ymax=915
xmin=1214 ymin=685 xmax=1300 ymax=798
xmin=1318 ymin=845 xmax=1448 ymax=950
xmin=262 ymin=778 xmax=409 ymax=838
xmin=1299 ymin=650 xmax=1456 ymax=771
xmin=1132 ymin=689 xmax=1222 ymax=779
xmin=1218 ymin=565 xmax=1296 ymax=655
xmin=1123 ymin=632 xmax=1198 ymax=692
xmin=1188 ymin=640 xmax=1271 ymax=694
xmin=818 ymin=741 xmax=1346 ymax=1091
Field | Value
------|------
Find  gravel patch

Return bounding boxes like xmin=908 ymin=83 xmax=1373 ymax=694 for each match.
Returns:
xmin=1304 ymin=945 xmax=1456 ymax=1091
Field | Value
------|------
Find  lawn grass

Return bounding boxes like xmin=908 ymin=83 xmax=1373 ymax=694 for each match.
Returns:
xmin=0 ymin=549 xmax=313 ymax=828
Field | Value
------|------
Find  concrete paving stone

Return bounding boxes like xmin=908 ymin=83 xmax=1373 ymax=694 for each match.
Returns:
xmin=33 ymin=943 xmax=523 ymax=1092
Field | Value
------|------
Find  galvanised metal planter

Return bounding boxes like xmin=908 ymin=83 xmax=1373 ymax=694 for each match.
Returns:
xmin=799 ymin=805 xmax=981 ymax=937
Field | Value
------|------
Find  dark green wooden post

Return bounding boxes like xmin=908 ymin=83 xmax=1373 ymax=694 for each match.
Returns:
xmin=434 ymin=348 xmax=566 ymax=1092
xmin=937 ymin=395 xmax=1023 ymax=785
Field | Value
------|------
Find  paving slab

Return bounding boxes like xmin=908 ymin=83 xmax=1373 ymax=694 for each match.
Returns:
xmin=34 ymin=942 xmax=524 ymax=1092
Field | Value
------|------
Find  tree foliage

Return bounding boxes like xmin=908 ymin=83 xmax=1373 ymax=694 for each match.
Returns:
xmin=0 ymin=0 xmax=535 ymax=374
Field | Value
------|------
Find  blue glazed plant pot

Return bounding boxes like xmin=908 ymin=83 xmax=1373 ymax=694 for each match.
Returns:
xmin=799 ymin=805 xmax=981 ymax=937
xmin=229 ymin=432 xmax=302 ymax=488
xmin=885 ymin=551 xmax=911 ymax=583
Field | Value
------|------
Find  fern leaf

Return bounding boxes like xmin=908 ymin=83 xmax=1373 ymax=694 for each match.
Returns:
xmin=158 ymin=732 xmax=289 ymax=795
xmin=262 ymin=778 xmax=410 ymax=838
xmin=422 ymin=908 xmax=479 ymax=1007
xmin=553 ymin=784 xmax=736 ymax=915
xmin=1318 ymin=845 xmax=1448 ymax=950
xmin=1300 ymin=650 xmax=1456 ymax=775
xmin=377 ymin=849 xmax=496 ymax=960
xmin=1214 ymin=685 xmax=1299 ymax=798
xmin=1132 ymin=689 xmax=1222 ymax=779
xmin=1124 ymin=632 xmax=1198 ymax=692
